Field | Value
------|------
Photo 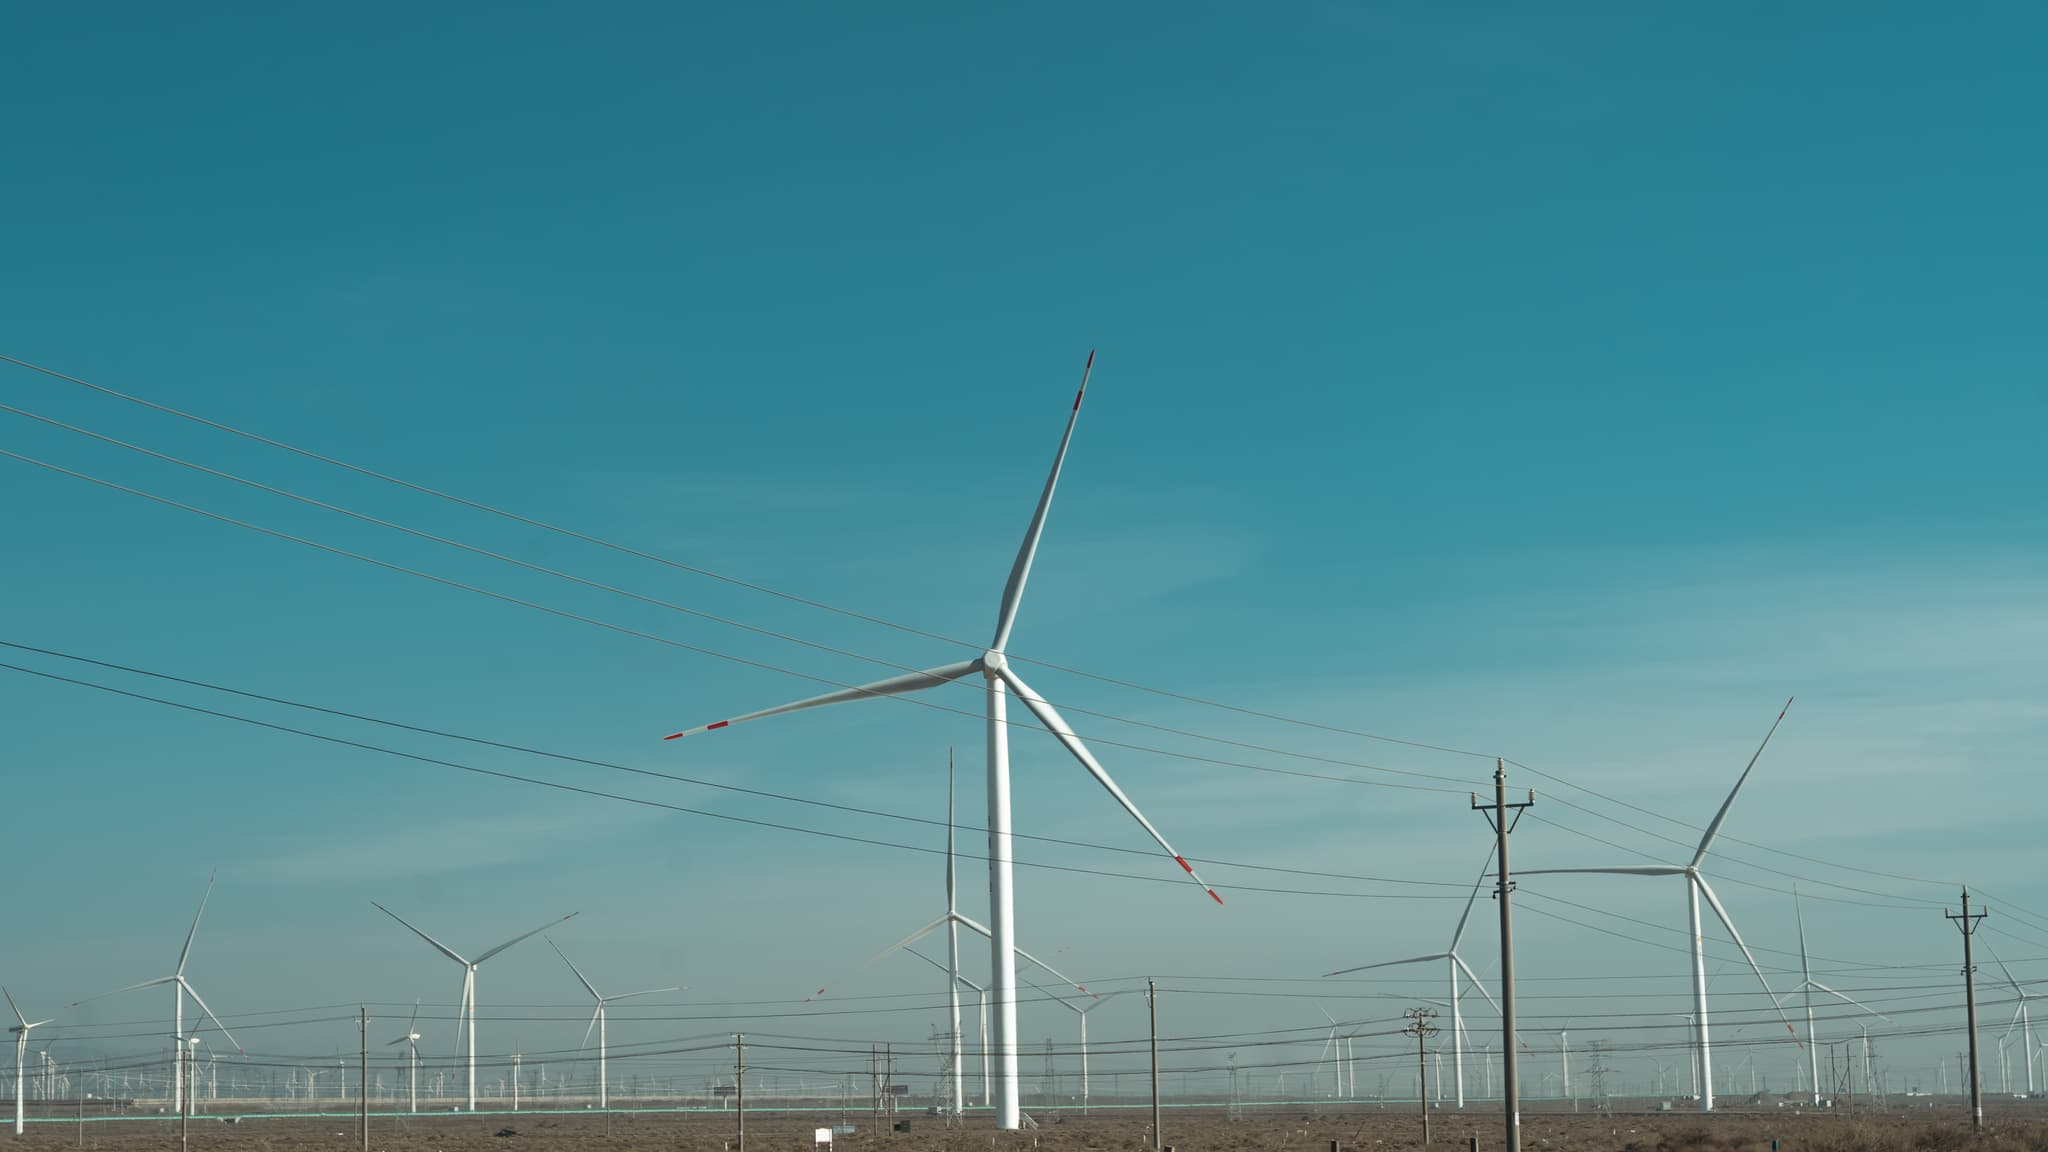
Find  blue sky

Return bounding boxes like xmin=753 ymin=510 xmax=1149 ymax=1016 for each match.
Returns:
xmin=4 ymin=2 xmax=2046 ymax=1104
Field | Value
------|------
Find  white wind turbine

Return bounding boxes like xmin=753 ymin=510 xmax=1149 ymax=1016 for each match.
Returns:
xmin=546 ymin=937 xmax=680 ymax=1109
xmin=1987 ymin=945 xmax=2041 ymax=1095
xmin=72 ymin=875 xmax=241 ymax=1106
xmin=5 ymin=988 xmax=51 ymax=1136
xmin=1520 ymin=701 xmax=1799 ymax=1113
xmin=1324 ymin=845 xmax=1501 ymax=1107
xmin=1793 ymin=888 xmax=1887 ymax=1106
xmin=1026 ymin=981 xmax=1131 ymax=1114
xmin=372 ymin=902 xmax=575 ymax=1112
xmin=906 ymin=947 xmax=992 ymax=1108
xmin=386 ymin=1002 xmax=422 ymax=1113
xmin=663 ymin=352 xmax=1220 ymax=1130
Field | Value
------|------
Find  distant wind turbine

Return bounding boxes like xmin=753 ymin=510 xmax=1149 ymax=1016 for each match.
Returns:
xmin=5 ymin=988 xmax=51 ymax=1136
xmin=1520 ymin=701 xmax=1800 ymax=1112
xmin=1026 ymin=981 xmax=1131 ymax=1114
xmin=1793 ymin=887 xmax=1888 ymax=1106
xmin=546 ymin=937 xmax=680 ymax=1109
xmin=372 ymin=902 xmax=575 ymax=1112
xmin=1324 ymin=845 xmax=1500 ymax=1107
xmin=71 ymin=874 xmax=241 ymax=1107
xmin=1988 ymin=944 xmax=2041 ymax=1095
xmin=662 ymin=352 xmax=1221 ymax=1129
xmin=385 ymin=1002 xmax=422 ymax=1113
xmin=906 ymin=947 xmax=990 ymax=1107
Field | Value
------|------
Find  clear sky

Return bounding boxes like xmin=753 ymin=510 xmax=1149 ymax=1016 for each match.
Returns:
xmin=3 ymin=2 xmax=2045 ymax=1105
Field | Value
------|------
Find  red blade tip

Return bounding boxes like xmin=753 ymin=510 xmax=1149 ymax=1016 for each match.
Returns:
xmin=1208 ymin=888 xmax=1224 ymax=905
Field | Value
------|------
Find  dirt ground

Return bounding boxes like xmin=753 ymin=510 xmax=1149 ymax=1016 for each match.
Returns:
xmin=10 ymin=1101 xmax=2048 ymax=1152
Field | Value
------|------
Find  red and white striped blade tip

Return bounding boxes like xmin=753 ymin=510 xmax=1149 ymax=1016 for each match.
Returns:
xmin=662 ymin=720 xmax=731 ymax=740
xmin=1174 ymin=855 xmax=1225 ymax=905
xmin=1073 ymin=350 xmax=1094 ymax=411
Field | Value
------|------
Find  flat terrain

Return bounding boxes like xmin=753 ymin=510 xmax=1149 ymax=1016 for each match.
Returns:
xmin=10 ymin=1103 xmax=2048 ymax=1152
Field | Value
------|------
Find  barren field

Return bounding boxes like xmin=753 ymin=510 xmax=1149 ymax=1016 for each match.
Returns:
xmin=10 ymin=1103 xmax=2048 ymax=1152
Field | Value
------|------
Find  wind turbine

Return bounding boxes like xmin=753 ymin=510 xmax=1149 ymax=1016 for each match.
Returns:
xmin=1793 ymin=888 xmax=1887 ymax=1106
xmin=1988 ymin=945 xmax=2041 ymax=1095
xmin=1027 ymin=983 xmax=1131 ymax=1114
xmin=1324 ymin=845 xmax=1501 ymax=1107
xmin=385 ymin=1002 xmax=422 ymax=1113
xmin=372 ymin=902 xmax=575 ymax=1111
xmin=5 ymin=988 xmax=50 ymax=1135
xmin=906 ymin=947 xmax=990 ymax=1108
xmin=663 ymin=355 xmax=1220 ymax=1130
xmin=1520 ymin=701 xmax=1799 ymax=1112
xmin=71 ymin=875 xmax=241 ymax=1106
xmin=546 ymin=937 xmax=680 ymax=1109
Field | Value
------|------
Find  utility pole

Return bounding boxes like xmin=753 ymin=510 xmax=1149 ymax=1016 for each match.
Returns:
xmin=359 ymin=1008 xmax=369 ymax=1152
xmin=178 ymin=1039 xmax=190 ymax=1152
xmin=1474 ymin=758 xmax=1534 ymax=1152
xmin=1947 ymin=888 xmax=1987 ymax=1132
xmin=735 ymin=1033 xmax=746 ymax=1152
xmin=1405 ymin=1009 xmax=1441 ymax=1145
xmin=1149 ymin=979 xmax=1162 ymax=1152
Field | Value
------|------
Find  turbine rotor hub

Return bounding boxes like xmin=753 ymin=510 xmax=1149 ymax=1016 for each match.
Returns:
xmin=982 ymin=650 xmax=1007 ymax=675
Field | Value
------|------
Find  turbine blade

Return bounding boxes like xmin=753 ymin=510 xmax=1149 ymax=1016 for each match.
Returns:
xmin=991 ymin=350 xmax=1093 ymax=652
xmin=474 ymin=912 xmax=578 ymax=964
xmin=1454 ymin=953 xmax=1502 ymax=1015
xmin=903 ymin=947 xmax=952 ymax=979
xmin=579 ymin=1008 xmax=600 ymax=1053
xmin=180 ymin=980 xmax=241 ymax=1053
xmin=1690 ymin=699 xmax=1793 ymax=868
xmin=386 ymin=1037 xmax=411 ymax=1047
xmin=408 ymin=1000 xmax=420 ymax=1033
xmin=810 ymin=916 xmax=950 ymax=1000
xmin=1001 ymin=667 xmax=1221 ymax=904
xmin=371 ymin=902 xmax=471 ymax=967
xmin=1011 ymin=944 xmax=1085 ymax=996
xmin=948 ymin=916 xmax=1087 ymax=995
xmin=1694 ymin=876 xmax=1797 ymax=1039
xmin=1809 ymin=981 xmax=1889 ymax=1021
xmin=177 ymin=872 xmax=216 ymax=977
xmin=1 ymin=986 xmax=25 ymax=1029
xmin=1516 ymin=866 xmax=1688 ymax=877
xmin=1989 ymin=944 xmax=2027 ymax=997
xmin=606 ymin=987 xmax=682 ymax=1003
xmin=1795 ymin=884 xmax=1812 ymax=985
xmin=1448 ymin=843 xmax=1497 ymax=953
xmin=68 ymin=976 xmax=176 ymax=1007
xmin=663 ymin=659 xmax=983 ymax=739
xmin=547 ymin=937 xmax=603 ymax=1002
xmin=1323 ymin=953 xmax=1449 ymax=978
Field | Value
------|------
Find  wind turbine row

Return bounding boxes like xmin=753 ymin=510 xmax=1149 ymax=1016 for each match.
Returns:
xmin=663 ymin=351 xmax=1221 ymax=1130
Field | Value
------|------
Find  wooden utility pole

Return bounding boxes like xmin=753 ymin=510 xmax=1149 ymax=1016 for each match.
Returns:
xmin=179 ymin=1040 xmax=190 ymax=1152
xmin=1473 ymin=759 xmax=1533 ymax=1152
xmin=1947 ymin=890 xmax=1987 ymax=1132
xmin=1149 ymin=980 xmax=1162 ymax=1152
xmin=1405 ymin=1010 xmax=1441 ymax=1145
xmin=735 ymin=1033 xmax=746 ymax=1152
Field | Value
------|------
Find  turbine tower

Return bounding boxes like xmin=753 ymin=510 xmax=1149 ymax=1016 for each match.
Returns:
xmin=546 ymin=937 xmax=680 ymax=1109
xmin=5 ymin=988 xmax=50 ymax=1136
xmin=664 ymin=352 xmax=1220 ymax=1129
xmin=386 ymin=1002 xmax=422 ymax=1113
xmin=1324 ymin=844 xmax=1500 ymax=1106
xmin=372 ymin=902 xmax=574 ymax=1111
xmin=1988 ymin=945 xmax=2041 ymax=1095
xmin=72 ymin=874 xmax=241 ymax=1106
xmin=1520 ymin=701 xmax=1798 ymax=1112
